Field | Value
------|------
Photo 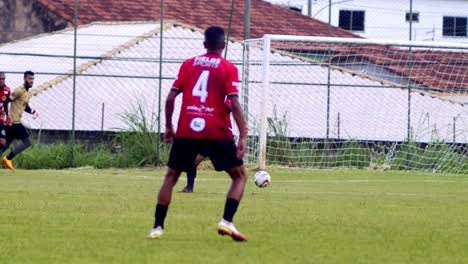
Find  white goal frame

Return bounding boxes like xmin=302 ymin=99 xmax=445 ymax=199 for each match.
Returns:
xmin=253 ymin=34 xmax=468 ymax=170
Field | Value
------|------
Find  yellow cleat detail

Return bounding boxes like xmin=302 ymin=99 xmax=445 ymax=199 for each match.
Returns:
xmin=2 ymin=156 xmax=14 ymax=170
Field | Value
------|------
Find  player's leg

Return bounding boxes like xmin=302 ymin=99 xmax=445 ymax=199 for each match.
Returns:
xmin=1 ymin=125 xmax=15 ymax=170
xmin=0 ymin=124 xmax=6 ymax=149
xmin=208 ymin=140 xmax=248 ymax=241
xmin=217 ymin=165 xmax=248 ymax=241
xmin=3 ymin=124 xmax=31 ymax=166
xmin=6 ymin=137 xmax=31 ymax=160
xmin=1 ymin=141 xmax=13 ymax=170
xmin=179 ymin=166 xmax=196 ymax=193
xmin=148 ymin=138 xmax=198 ymax=239
xmin=0 ymin=124 xmax=12 ymax=170
xmin=148 ymin=167 xmax=181 ymax=239
xmin=180 ymin=154 xmax=204 ymax=193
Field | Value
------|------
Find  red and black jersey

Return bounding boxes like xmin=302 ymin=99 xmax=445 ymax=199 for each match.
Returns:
xmin=0 ymin=85 xmax=11 ymax=124
xmin=172 ymin=53 xmax=239 ymax=140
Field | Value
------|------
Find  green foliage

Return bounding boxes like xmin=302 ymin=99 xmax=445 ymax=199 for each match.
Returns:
xmin=260 ymin=109 xmax=467 ymax=173
xmin=389 ymin=141 xmax=467 ymax=173
xmin=13 ymin=144 xmax=117 ymax=169
xmin=267 ymin=106 xmax=292 ymax=165
xmin=289 ymin=140 xmax=323 ymax=167
xmin=336 ymin=140 xmax=372 ymax=168
xmin=113 ymin=101 xmax=169 ymax=167
xmin=15 ymin=144 xmax=78 ymax=169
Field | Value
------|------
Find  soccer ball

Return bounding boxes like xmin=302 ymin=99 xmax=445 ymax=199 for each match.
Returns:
xmin=254 ymin=170 xmax=271 ymax=188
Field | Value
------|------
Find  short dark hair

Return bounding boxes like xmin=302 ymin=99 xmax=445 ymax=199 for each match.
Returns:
xmin=24 ymin=70 xmax=34 ymax=78
xmin=204 ymin=26 xmax=225 ymax=49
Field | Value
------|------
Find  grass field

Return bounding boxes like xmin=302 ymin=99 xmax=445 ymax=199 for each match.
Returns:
xmin=1 ymin=168 xmax=468 ymax=263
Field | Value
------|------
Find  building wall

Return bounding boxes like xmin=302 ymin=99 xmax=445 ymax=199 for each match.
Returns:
xmin=267 ymin=0 xmax=468 ymax=42
xmin=0 ymin=0 xmax=70 ymax=43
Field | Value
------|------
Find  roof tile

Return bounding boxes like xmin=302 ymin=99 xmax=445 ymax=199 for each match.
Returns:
xmin=36 ymin=0 xmax=360 ymax=39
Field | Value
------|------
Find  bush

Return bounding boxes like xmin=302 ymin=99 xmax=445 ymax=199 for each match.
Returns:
xmin=114 ymin=101 xmax=168 ymax=167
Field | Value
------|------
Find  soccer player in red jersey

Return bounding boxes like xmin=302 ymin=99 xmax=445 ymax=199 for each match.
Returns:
xmin=0 ymin=72 xmax=12 ymax=149
xmin=148 ymin=26 xmax=249 ymax=241
xmin=179 ymin=98 xmax=233 ymax=193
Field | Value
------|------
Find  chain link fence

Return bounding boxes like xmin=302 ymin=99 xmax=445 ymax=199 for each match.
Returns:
xmin=0 ymin=0 xmax=466 ymax=169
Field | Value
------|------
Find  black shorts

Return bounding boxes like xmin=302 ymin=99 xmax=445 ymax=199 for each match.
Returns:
xmin=0 ymin=124 xmax=6 ymax=139
xmin=6 ymin=123 xmax=29 ymax=142
xmin=168 ymin=138 xmax=243 ymax=172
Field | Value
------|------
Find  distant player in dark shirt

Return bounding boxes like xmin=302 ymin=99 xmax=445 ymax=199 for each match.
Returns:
xmin=179 ymin=98 xmax=233 ymax=193
xmin=148 ymin=26 xmax=249 ymax=241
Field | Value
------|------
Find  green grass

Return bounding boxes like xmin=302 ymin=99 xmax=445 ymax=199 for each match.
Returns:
xmin=1 ymin=168 xmax=468 ymax=263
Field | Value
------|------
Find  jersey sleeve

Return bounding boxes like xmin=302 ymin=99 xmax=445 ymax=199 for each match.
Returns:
xmin=225 ymin=64 xmax=240 ymax=96
xmin=172 ymin=60 xmax=189 ymax=91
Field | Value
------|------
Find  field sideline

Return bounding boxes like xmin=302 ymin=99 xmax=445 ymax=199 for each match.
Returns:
xmin=1 ymin=168 xmax=468 ymax=263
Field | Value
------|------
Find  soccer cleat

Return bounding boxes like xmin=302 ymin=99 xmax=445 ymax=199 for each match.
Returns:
xmin=2 ymin=156 xmax=14 ymax=170
xmin=147 ymin=226 xmax=164 ymax=240
xmin=217 ymin=219 xmax=247 ymax=242
xmin=178 ymin=186 xmax=193 ymax=193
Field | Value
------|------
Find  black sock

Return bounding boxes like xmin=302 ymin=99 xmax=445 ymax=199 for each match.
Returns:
xmin=187 ymin=167 xmax=196 ymax=189
xmin=6 ymin=152 xmax=15 ymax=160
xmin=223 ymin=198 xmax=239 ymax=222
xmin=154 ymin=204 xmax=168 ymax=229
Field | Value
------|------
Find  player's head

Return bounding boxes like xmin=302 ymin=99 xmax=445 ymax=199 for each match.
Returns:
xmin=24 ymin=70 xmax=34 ymax=88
xmin=0 ymin=72 xmax=5 ymax=87
xmin=204 ymin=26 xmax=226 ymax=54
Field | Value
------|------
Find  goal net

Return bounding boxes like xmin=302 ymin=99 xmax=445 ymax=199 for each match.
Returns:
xmin=241 ymin=35 xmax=468 ymax=174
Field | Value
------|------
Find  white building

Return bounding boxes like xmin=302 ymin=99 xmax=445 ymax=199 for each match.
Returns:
xmin=265 ymin=0 xmax=468 ymax=42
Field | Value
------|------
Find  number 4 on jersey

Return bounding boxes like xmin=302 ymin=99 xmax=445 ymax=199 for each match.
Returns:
xmin=192 ymin=70 xmax=209 ymax=103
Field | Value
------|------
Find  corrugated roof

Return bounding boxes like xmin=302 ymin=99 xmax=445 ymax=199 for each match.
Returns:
xmin=34 ymin=0 xmax=468 ymax=93
xmin=36 ymin=0 xmax=360 ymax=40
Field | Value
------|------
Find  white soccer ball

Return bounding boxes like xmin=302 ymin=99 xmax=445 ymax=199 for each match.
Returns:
xmin=254 ymin=170 xmax=271 ymax=188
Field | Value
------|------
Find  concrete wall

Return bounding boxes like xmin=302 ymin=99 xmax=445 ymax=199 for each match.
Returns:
xmin=0 ymin=0 xmax=70 ymax=43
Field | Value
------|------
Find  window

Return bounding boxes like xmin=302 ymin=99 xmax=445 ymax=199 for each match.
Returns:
xmin=405 ymin=12 xmax=419 ymax=22
xmin=443 ymin=16 xmax=467 ymax=37
xmin=339 ymin=10 xmax=365 ymax=31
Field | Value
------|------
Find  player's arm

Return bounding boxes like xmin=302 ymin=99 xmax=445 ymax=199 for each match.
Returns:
xmin=24 ymin=104 xmax=38 ymax=118
xmin=165 ymin=60 xmax=187 ymax=142
xmin=4 ymin=101 xmax=10 ymax=124
xmin=228 ymin=94 xmax=248 ymax=159
xmin=164 ymin=88 xmax=181 ymax=142
xmin=25 ymin=104 xmax=33 ymax=114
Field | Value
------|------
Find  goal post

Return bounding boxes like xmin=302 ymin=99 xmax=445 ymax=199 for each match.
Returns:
xmin=242 ymin=34 xmax=468 ymax=173
xmin=258 ymin=35 xmax=271 ymax=170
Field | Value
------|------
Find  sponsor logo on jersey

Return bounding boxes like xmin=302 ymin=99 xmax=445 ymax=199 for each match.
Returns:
xmin=187 ymin=105 xmax=214 ymax=113
xmin=193 ymin=56 xmax=221 ymax=68
xmin=190 ymin=117 xmax=206 ymax=132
